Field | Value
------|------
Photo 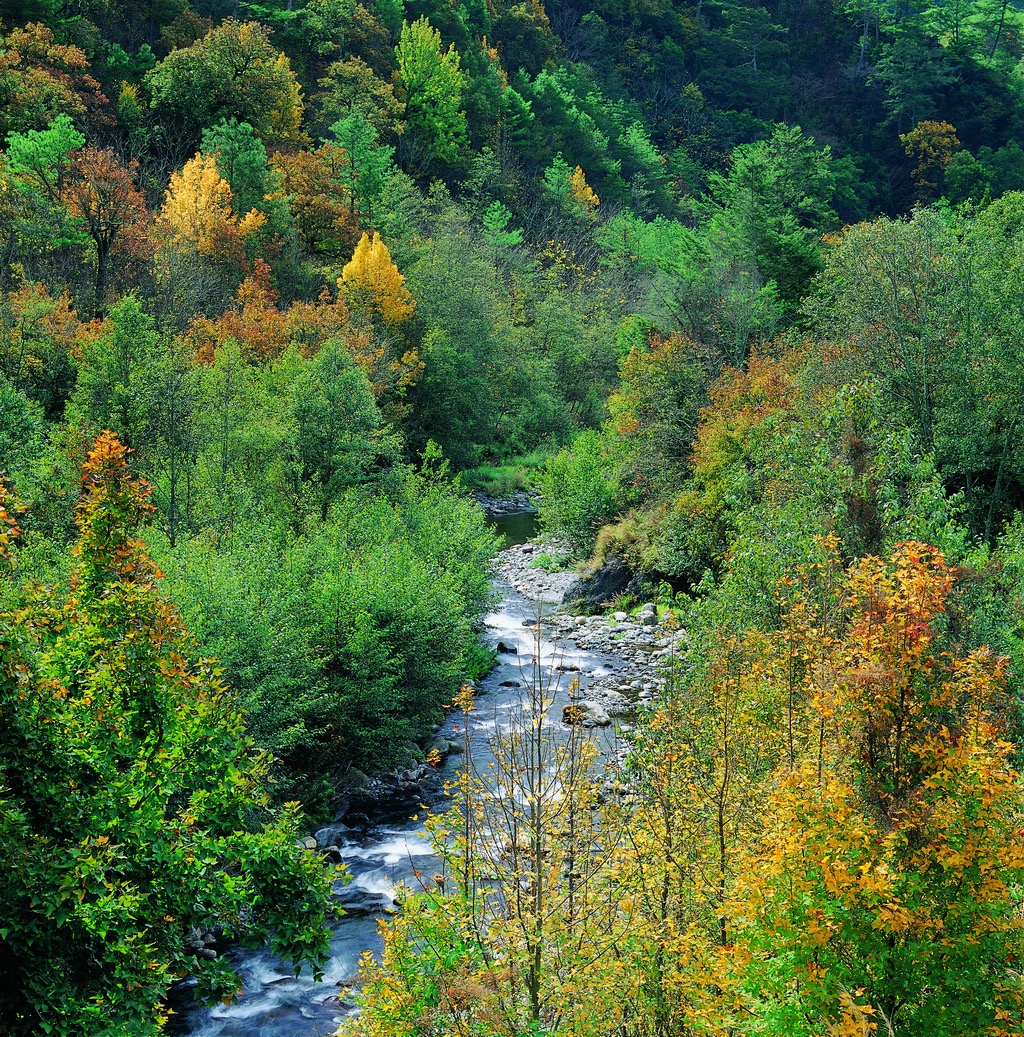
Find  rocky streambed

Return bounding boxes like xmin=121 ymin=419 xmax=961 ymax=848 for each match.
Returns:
xmin=497 ymin=539 xmax=681 ymax=724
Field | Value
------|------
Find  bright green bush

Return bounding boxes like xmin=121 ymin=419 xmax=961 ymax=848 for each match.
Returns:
xmin=153 ymin=467 xmax=498 ymax=814
xmin=538 ymin=429 xmax=620 ymax=553
xmin=0 ymin=435 xmax=332 ymax=1036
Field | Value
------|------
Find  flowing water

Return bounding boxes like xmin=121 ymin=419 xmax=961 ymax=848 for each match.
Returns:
xmin=178 ymin=518 xmax=623 ymax=1037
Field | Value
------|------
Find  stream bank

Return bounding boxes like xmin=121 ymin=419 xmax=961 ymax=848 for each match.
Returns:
xmin=177 ymin=522 xmax=673 ymax=1037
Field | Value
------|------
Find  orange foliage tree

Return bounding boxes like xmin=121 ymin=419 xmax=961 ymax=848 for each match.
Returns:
xmin=0 ymin=281 xmax=82 ymax=417
xmin=0 ymin=22 xmax=109 ymax=137
xmin=184 ymin=260 xmax=292 ymax=364
xmin=184 ymin=259 xmax=421 ymax=411
xmin=624 ymin=541 xmax=1024 ymax=1035
xmin=270 ymin=144 xmax=361 ymax=258
xmin=730 ymin=541 xmax=1024 ymax=1036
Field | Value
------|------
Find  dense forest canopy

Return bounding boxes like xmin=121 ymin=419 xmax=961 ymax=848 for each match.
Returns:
xmin=4 ymin=0 xmax=1024 ymax=1031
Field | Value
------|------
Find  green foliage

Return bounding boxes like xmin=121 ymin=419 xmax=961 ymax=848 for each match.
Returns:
xmin=328 ymin=112 xmax=395 ymax=224
xmin=290 ymin=340 xmax=384 ymax=517
xmin=394 ymin=17 xmax=467 ymax=170
xmin=5 ymin=114 xmax=84 ymax=200
xmin=0 ymin=372 xmax=47 ymax=487
xmin=200 ymin=117 xmax=290 ymax=235
xmin=705 ymin=124 xmax=836 ymax=315
xmin=154 ymin=469 xmax=497 ymax=812
xmin=530 ymin=548 xmax=573 ymax=571
xmin=145 ymin=19 xmax=305 ymax=153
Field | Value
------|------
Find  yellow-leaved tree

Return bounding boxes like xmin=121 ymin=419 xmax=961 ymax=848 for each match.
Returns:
xmin=729 ymin=541 xmax=1024 ymax=1037
xmin=156 ymin=152 xmax=266 ymax=267
xmin=339 ymin=231 xmax=416 ymax=328
xmin=569 ymin=164 xmax=600 ymax=211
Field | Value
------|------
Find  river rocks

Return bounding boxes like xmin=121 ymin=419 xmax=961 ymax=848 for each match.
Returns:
xmin=539 ymin=591 xmax=685 ymax=724
xmin=471 ymin=491 xmax=538 ymax=516
xmin=495 ymin=538 xmax=580 ymax=604
xmin=425 ymin=734 xmax=452 ymax=757
xmin=314 ymin=823 xmax=352 ymax=848
xmin=339 ymin=764 xmax=447 ymax=827
xmin=341 ymin=768 xmax=370 ymax=790
xmin=321 ymin=845 xmax=346 ymax=864
xmin=596 ymin=691 xmax=632 ymax=717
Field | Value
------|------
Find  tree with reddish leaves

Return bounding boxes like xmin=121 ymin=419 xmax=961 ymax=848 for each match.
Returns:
xmin=64 ymin=147 xmax=150 ymax=314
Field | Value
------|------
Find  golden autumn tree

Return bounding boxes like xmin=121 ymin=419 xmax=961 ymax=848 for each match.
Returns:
xmin=569 ymin=164 xmax=600 ymax=211
xmin=339 ymin=232 xmax=422 ymax=416
xmin=340 ymin=231 xmax=415 ymax=327
xmin=900 ymin=120 xmax=961 ymax=199
xmin=729 ymin=541 xmax=1024 ymax=1037
xmin=620 ymin=624 xmax=788 ymax=1036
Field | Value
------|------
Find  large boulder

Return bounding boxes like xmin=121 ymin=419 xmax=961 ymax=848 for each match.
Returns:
xmin=562 ymin=554 xmax=632 ymax=613
xmin=562 ymin=700 xmax=611 ymax=728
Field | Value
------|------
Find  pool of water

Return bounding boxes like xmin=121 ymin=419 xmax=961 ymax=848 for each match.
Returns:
xmin=487 ymin=511 xmax=540 ymax=547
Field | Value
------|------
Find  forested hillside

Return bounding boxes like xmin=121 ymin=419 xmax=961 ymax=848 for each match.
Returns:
xmin=3 ymin=0 xmax=1024 ymax=1031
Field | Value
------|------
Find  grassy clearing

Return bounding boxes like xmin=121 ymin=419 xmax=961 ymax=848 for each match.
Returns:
xmin=460 ymin=446 xmax=556 ymax=497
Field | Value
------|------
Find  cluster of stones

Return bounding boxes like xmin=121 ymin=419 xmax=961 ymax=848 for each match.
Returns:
xmin=550 ymin=602 xmax=683 ymax=726
xmin=184 ymin=927 xmax=221 ymax=962
xmin=471 ymin=490 xmax=539 ymax=515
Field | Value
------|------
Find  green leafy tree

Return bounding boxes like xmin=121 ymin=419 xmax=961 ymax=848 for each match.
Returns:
xmin=146 ymin=19 xmax=306 ymax=156
xmin=200 ymin=118 xmax=290 ymax=237
xmin=481 ymin=199 xmax=524 ymax=273
xmin=289 ymin=340 xmax=383 ymax=519
xmin=329 ymin=113 xmax=395 ymax=225
xmin=394 ymin=17 xmax=467 ymax=171
xmin=0 ymin=433 xmax=332 ymax=1036
xmin=705 ymin=124 xmax=836 ymax=314
xmin=3 ymin=115 xmax=90 ymax=279
xmin=539 ymin=428 xmax=621 ymax=553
